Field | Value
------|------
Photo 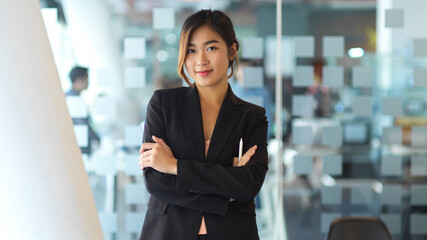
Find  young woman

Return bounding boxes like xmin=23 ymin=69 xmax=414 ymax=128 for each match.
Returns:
xmin=139 ymin=9 xmax=268 ymax=240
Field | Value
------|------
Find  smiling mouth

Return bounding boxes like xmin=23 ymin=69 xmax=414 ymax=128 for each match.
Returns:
xmin=196 ymin=70 xmax=212 ymax=76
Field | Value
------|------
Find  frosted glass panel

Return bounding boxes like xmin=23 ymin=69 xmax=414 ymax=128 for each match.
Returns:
xmin=74 ymin=125 xmax=88 ymax=147
xmin=385 ymin=9 xmax=404 ymax=28
xmin=411 ymin=185 xmax=427 ymax=205
xmin=411 ymin=156 xmax=427 ymax=176
xmin=321 ymin=213 xmax=341 ymax=233
xmin=292 ymin=95 xmax=314 ymax=117
xmin=153 ymin=8 xmax=174 ymax=30
xmin=126 ymin=213 xmax=145 ymax=233
xmin=351 ymin=186 xmax=372 ymax=205
xmin=124 ymin=37 xmax=146 ymax=59
xmin=241 ymin=66 xmax=263 ymax=88
xmin=383 ymin=127 xmax=402 ymax=145
xmin=125 ymin=183 xmax=146 ymax=204
xmin=411 ymin=126 xmax=427 ymax=147
xmin=293 ymin=66 xmax=313 ymax=87
xmin=380 ymin=214 xmax=401 ymax=234
xmin=293 ymin=154 xmax=312 ymax=175
xmin=321 ymin=186 xmax=342 ymax=204
xmin=97 ymin=68 xmax=116 ymax=87
xmin=381 ymin=156 xmax=402 ymax=176
xmin=344 ymin=123 xmax=368 ymax=143
xmin=96 ymin=155 xmax=116 ymax=175
xmin=125 ymin=67 xmax=146 ymax=88
xmin=382 ymin=97 xmax=403 ymax=116
xmin=352 ymin=66 xmax=373 ymax=87
xmin=323 ymin=36 xmax=344 ymax=57
xmin=125 ymin=154 xmax=142 ymax=176
xmin=411 ymin=214 xmax=427 ymax=234
xmin=321 ymin=126 xmax=343 ymax=147
xmin=243 ymin=96 xmax=263 ymax=107
xmin=413 ymin=67 xmax=427 ymax=87
xmin=66 ymin=96 xmax=87 ymax=118
xmin=323 ymin=66 xmax=344 ymax=87
xmin=381 ymin=185 xmax=402 ymax=205
xmin=292 ymin=126 xmax=313 ymax=145
xmin=98 ymin=213 xmax=118 ymax=233
xmin=241 ymin=37 xmax=263 ymax=59
xmin=352 ymin=96 xmax=372 ymax=117
xmin=124 ymin=125 xmax=143 ymax=147
xmin=294 ymin=36 xmax=314 ymax=57
xmin=414 ymin=38 xmax=427 ymax=57
xmin=322 ymin=154 xmax=342 ymax=175
xmin=94 ymin=97 xmax=116 ymax=118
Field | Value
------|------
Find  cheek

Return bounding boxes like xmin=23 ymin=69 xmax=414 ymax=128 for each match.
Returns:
xmin=184 ymin=62 xmax=191 ymax=73
xmin=217 ymin=55 xmax=230 ymax=70
xmin=184 ymin=57 xmax=193 ymax=69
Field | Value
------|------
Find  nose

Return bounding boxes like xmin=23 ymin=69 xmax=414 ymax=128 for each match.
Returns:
xmin=196 ymin=52 xmax=208 ymax=67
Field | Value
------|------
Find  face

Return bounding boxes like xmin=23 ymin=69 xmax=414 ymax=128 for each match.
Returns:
xmin=76 ymin=75 xmax=89 ymax=91
xmin=185 ymin=25 xmax=236 ymax=89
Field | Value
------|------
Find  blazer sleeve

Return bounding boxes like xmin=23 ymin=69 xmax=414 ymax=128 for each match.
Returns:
xmin=142 ymin=90 xmax=229 ymax=216
xmin=177 ymin=107 xmax=269 ymax=202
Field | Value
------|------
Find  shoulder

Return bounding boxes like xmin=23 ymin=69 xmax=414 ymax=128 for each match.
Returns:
xmin=153 ymin=87 xmax=186 ymax=98
xmin=231 ymin=95 xmax=267 ymax=127
xmin=233 ymin=94 xmax=266 ymax=117
xmin=150 ymin=87 xmax=187 ymax=104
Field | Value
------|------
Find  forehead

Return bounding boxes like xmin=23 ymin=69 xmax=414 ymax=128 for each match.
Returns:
xmin=188 ymin=25 xmax=225 ymax=45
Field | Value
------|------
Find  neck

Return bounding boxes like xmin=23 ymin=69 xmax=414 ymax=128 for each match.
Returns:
xmin=71 ymin=86 xmax=81 ymax=94
xmin=197 ymin=81 xmax=228 ymax=105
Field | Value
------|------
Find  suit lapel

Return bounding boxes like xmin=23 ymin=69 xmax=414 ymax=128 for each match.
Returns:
xmin=206 ymin=86 xmax=244 ymax=163
xmin=178 ymin=86 xmax=205 ymax=161
xmin=178 ymin=85 xmax=244 ymax=163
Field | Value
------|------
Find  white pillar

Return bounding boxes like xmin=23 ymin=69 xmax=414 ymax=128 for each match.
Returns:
xmin=275 ymin=0 xmax=287 ymax=240
xmin=0 ymin=1 xmax=104 ymax=239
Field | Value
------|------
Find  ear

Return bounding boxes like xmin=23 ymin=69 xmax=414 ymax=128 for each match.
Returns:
xmin=229 ymin=42 xmax=237 ymax=61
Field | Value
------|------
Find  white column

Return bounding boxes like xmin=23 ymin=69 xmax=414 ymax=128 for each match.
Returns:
xmin=0 ymin=1 xmax=104 ymax=239
xmin=275 ymin=0 xmax=287 ymax=240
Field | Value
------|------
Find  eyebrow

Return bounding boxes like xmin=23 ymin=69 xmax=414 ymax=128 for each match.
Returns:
xmin=188 ymin=40 xmax=219 ymax=47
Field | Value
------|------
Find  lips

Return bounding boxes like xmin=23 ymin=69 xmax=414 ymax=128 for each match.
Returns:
xmin=196 ymin=70 xmax=212 ymax=77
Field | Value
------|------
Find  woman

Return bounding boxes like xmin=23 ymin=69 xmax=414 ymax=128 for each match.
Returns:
xmin=139 ymin=9 xmax=268 ymax=240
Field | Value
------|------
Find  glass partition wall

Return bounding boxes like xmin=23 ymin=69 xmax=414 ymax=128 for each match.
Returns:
xmin=40 ymin=0 xmax=427 ymax=239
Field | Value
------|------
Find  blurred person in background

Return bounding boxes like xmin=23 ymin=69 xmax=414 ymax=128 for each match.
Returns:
xmin=66 ymin=65 xmax=100 ymax=156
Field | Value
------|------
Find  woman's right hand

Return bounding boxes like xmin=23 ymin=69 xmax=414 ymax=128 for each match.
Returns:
xmin=233 ymin=145 xmax=257 ymax=167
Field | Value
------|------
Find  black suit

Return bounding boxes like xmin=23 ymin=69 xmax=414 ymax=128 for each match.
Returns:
xmin=139 ymin=85 xmax=268 ymax=240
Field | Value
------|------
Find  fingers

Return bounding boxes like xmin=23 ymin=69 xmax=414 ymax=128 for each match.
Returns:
xmin=237 ymin=145 xmax=257 ymax=167
xmin=244 ymin=145 xmax=257 ymax=158
xmin=140 ymin=160 xmax=151 ymax=170
xmin=139 ymin=154 xmax=145 ymax=170
xmin=139 ymin=135 xmax=166 ymax=154
xmin=139 ymin=150 xmax=153 ymax=170
xmin=152 ymin=135 xmax=167 ymax=147
xmin=140 ymin=142 xmax=155 ymax=154
xmin=233 ymin=157 xmax=238 ymax=167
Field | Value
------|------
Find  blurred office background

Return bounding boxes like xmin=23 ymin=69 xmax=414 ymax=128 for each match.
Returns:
xmin=24 ymin=0 xmax=427 ymax=239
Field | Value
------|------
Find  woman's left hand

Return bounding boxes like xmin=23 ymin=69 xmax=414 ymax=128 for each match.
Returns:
xmin=139 ymin=136 xmax=178 ymax=175
xmin=233 ymin=145 xmax=257 ymax=167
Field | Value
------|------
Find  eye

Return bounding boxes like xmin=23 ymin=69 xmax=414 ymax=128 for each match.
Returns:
xmin=187 ymin=49 xmax=195 ymax=53
xmin=207 ymin=46 xmax=217 ymax=51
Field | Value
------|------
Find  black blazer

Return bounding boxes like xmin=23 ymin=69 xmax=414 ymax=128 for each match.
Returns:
xmin=139 ymin=85 xmax=268 ymax=240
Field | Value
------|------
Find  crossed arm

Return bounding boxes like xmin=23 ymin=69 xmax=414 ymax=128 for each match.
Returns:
xmin=138 ymin=90 xmax=268 ymax=216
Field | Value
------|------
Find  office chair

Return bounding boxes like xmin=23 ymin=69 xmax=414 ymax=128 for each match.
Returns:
xmin=327 ymin=217 xmax=393 ymax=240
